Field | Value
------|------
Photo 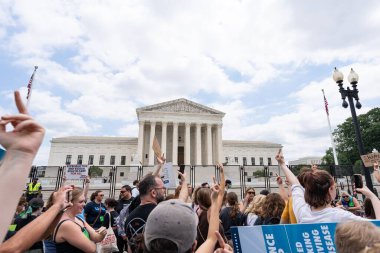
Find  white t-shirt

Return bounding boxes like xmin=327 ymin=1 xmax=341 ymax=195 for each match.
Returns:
xmin=291 ymin=184 xmax=367 ymax=223
xmin=131 ymin=187 xmax=139 ymax=198
xmin=246 ymin=213 xmax=259 ymax=226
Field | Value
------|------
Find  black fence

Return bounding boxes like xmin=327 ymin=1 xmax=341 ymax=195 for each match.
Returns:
xmin=28 ymin=164 xmax=379 ymax=200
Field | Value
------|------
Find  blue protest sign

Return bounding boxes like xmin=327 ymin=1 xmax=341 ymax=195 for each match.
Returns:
xmin=0 ymin=148 xmax=6 ymax=161
xmin=231 ymin=221 xmax=380 ymax=253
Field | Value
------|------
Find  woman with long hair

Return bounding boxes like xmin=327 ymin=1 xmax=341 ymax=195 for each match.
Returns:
xmin=219 ymin=192 xmax=243 ymax=241
xmin=243 ymin=194 xmax=266 ymax=226
xmin=275 ymin=150 xmax=380 ymax=223
xmin=84 ymin=190 xmax=106 ymax=229
xmin=54 ymin=187 xmax=107 ymax=252
xmin=239 ymin=187 xmax=255 ymax=212
xmin=195 ymin=187 xmax=227 ymax=250
xmin=254 ymin=193 xmax=285 ymax=225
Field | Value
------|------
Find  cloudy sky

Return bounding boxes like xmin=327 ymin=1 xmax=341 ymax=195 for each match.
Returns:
xmin=1 ymin=0 xmax=380 ymax=165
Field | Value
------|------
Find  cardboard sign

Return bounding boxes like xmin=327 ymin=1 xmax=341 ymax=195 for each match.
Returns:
xmin=152 ymin=136 xmax=161 ymax=158
xmin=231 ymin=221 xmax=380 ymax=253
xmin=162 ymin=162 xmax=175 ymax=188
xmin=65 ymin=164 xmax=88 ymax=180
xmin=361 ymin=152 xmax=380 ymax=167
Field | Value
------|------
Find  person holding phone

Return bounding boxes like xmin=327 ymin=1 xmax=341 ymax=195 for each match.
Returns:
xmin=54 ymin=187 xmax=107 ymax=252
xmin=275 ymin=149 xmax=380 ymax=223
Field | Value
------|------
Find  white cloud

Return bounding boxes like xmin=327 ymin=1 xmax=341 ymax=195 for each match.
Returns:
xmin=1 ymin=0 xmax=380 ymax=164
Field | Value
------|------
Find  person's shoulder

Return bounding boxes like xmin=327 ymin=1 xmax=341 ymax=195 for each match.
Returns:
xmin=141 ymin=203 xmax=156 ymax=213
xmin=111 ymin=210 xmax=119 ymax=217
xmin=126 ymin=206 xmax=139 ymax=222
xmin=220 ymin=206 xmax=230 ymax=215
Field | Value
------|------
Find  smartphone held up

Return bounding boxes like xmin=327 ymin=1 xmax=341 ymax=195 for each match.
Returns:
xmin=178 ymin=164 xmax=185 ymax=180
xmin=352 ymin=174 xmax=363 ymax=189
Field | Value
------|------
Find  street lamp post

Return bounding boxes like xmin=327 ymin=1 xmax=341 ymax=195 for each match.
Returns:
xmin=332 ymin=67 xmax=374 ymax=192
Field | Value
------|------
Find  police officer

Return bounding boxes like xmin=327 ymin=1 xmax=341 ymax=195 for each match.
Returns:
xmin=26 ymin=178 xmax=42 ymax=202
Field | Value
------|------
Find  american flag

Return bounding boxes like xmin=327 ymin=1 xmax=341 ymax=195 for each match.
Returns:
xmin=322 ymin=89 xmax=329 ymax=116
xmin=26 ymin=66 xmax=38 ymax=101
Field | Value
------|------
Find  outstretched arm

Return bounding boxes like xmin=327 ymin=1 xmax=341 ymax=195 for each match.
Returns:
xmin=276 ymin=174 xmax=289 ymax=202
xmin=373 ymin=162 xmax=380 ymax=183
xmin=178 ymin=171 xmax=189 ymax=202
xmin=195 ymin=163 xmax=225 ymax=253
xmin=152 ymin=155 xmax=165 ymax=177
xmin=275 ymin=149 xmax=299 ymax=186
xmin=0 ymin=91 xmax=45 ymax=242
xmin=83 ymin=176 xmax=91 ymax=202
xmin=356 ymin=186 xmax=380 ymax=219
xmin=0 ymin=185 xmax=73 ymax=252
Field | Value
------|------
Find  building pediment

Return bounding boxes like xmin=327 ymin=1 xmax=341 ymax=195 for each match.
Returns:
xmin=136 ymin=98 xmax=225 ymax=115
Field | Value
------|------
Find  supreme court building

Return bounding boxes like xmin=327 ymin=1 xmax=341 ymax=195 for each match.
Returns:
xmin=48 ymin=98 xmax=282 ymax=168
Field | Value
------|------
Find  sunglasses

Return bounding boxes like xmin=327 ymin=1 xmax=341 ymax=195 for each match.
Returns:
xmin=343 ymin=196 xmax=349 ymax=198
xmin=247 ymin=192 xmax=255 ymax=195
xmin=98 ymin=194 xmax=104 ymax=197
xmin=120 ymin=191 xmax=127 ymax=193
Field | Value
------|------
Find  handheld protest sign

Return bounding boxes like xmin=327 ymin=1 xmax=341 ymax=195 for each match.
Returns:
xmin=65 ymin=164 xmax=89 ymax=180
xmin=152 ymin=136 xmax=161 ymax=158
xmin=231 ymin=221 xmax=380 ymax=253
xmin=360 ymin=152 xmax=380 ymax=167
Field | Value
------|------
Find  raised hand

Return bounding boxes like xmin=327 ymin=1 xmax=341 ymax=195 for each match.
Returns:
xmin=275 ymin=148 xmax=285 ymax=165
xmin=53 ymin=185 xmax=74 ymax=210
xmin=0 ymin=91 xmax=45 ymax=155
xmin=276 ymin=173 xmax=283 ymax=185
xmin=157 ymin=154 xmax=166 ymax=165
xmin=213 ymin=231 xmax=233 ymax=253
xmin=356 ymin=185 xmax=375 ymax=198
xmin=178 ymin=171 xmax=186 ymax=182
xmin=210 ymin=184 xmax=220 ymax=202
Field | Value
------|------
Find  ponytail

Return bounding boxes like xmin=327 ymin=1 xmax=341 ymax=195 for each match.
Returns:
xmin=303 ymin=170 xmax=334 ymax=208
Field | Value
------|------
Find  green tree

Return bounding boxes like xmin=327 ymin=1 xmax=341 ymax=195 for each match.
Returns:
xmin=88 ymin=166 xmax=103 ymax=177
xmin=324 ymin=107 xmax=380 ymax=166
xmin=321 ymin=147 xmax=334 ymax=165
xmin=252 ymin=169 xmax=265 ymax=178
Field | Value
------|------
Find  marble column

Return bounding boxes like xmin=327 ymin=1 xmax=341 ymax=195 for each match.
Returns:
xmin=196 ymin=123 xmax=202 ymax=165
xmin=161 ymin=121 xmax=167 ymax=157
xmin=172 ymin=122 xmax=178 ymax=165
xmin=207 ymin=124 xmax=213 ymax=165
xmin=137 ymin=121 xmax=144 ymax=164
xmin=216 ymin=123 xmax=223 ymax=163
xmin=185 ymin=122 xmax=191 ymax=165
xmin=149 ymin=121 xmax=156 ymax=165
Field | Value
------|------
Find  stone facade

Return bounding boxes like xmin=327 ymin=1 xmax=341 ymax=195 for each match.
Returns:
xmin=48 ymin=98 xmax=282 ymax=168
xmin=288 ymin=156 xmax=322 ymax=166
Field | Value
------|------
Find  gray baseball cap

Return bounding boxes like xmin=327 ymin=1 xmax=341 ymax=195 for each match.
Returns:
xmin=144 ymin=199 xmax=198 ymax=253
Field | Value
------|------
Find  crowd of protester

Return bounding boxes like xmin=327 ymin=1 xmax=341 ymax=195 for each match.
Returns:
xmin=0 ymin=90 xmax=380 ymax=253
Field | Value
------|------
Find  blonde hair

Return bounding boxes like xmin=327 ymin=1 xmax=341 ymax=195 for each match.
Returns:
xmin=245 ymin=194 xmax=266 ymax=215
xmin=335 ymin=221 xmax=380 ymax=253
xmin=361 ymin=243 xmax=380 ymax=253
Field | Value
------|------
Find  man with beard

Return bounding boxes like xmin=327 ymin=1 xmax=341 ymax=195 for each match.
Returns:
xmin=124 ymin=174 xmax=165 ymax=253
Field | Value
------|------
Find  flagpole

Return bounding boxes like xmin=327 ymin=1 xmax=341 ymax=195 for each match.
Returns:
xmin=322 ymin=89 xmax=339 ymax=165
xmin=26 ymin=66 xmax=38 ymax=109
